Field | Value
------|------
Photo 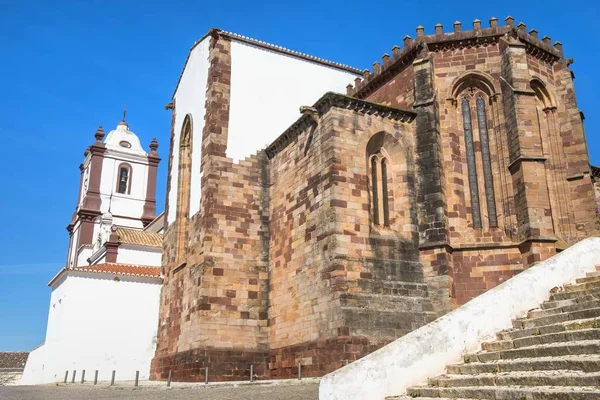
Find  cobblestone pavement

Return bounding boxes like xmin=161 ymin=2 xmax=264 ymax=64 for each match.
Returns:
xmin=0 ymin=382 xmax=319 ymax=400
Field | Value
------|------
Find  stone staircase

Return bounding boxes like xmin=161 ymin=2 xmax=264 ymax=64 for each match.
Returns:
xmin=392 ymin=266 xmax=600 ymax=399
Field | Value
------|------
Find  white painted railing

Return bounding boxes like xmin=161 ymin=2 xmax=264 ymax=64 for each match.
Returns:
xmin=320 ymin=237 xmax=600 ymax=400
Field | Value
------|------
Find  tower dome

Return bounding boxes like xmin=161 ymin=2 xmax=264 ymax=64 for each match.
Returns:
xmin=103 ymin=121 xmax=146 ymax=155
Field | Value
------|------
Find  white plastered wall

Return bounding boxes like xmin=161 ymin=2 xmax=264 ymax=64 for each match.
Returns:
xmin=167 ymin=38 xmax=210 ymax=224
xmin=117 ymin=245 xmax=161 ymax=267
xmin=21 ymin=273 xmax=161 ymax=384
xmin=228 ymin=41 xmax=357 ymax=163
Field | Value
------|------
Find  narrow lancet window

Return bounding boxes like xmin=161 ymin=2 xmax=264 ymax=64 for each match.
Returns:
xmin=118 ymin=167 xmax=129 ymax=194
xmin=381 ymin=159 xmax=390 ymax=226
xmin=476 ymin=97 xmax=498 ymax=227
xmin=371 ymin=157 xmax=379 ymax=225
xmin=462 ymin=98 xmax=482 ymax=228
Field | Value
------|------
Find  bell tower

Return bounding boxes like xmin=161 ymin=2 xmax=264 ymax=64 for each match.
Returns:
xmin=66 ymin=119 xmax=161 ymax=268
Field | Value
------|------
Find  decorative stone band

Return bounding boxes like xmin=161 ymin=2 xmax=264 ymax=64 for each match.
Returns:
xmin=319 ymin=237 xmax=600 ymax=400
xmin=265 ymin=92 xmax=416 ymax=159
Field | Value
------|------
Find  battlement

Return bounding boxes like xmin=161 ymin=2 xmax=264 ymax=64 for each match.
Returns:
xmin=347 ymin=17 xmax=564 ymax=98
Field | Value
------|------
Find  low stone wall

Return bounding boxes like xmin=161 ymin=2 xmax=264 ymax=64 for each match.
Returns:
xmin=0 ymin=371 xmax=23 ymax=386
xmin=319 ymin=237 xmax=600 ymax=400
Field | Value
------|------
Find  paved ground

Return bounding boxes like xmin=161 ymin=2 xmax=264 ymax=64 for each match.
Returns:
xmin=0 ymin=382 xmax=319 ymax=400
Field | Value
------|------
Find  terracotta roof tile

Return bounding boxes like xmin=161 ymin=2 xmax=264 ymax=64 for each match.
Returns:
xmin=73 ymin=263 xmax=161 ymax=278
xmin=116 ymin=228 xmax=162 ymax=247
xmin=48 ymin=263 xmax=162 ymax=286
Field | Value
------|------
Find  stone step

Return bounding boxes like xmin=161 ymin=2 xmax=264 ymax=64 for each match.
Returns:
xmin=550 ymin=286 xmax=600 ymax=301
xmin=563 ymin=280 xmax=600 ymax=294
xmin=512 ymin=307 xmax=600 ymax=329
xmin=529 ymin=298 xmax=600 ymax=319
xmin=497 ymin=317 xmax=599 ymax=341
xmin=428 ymin=370 xmax=600 ymax=388
xmin=447 ymin=355 xmax=600 ymax=375
xmin=404 ymin=385 xmax=600 ymax=399
xmin=541 ymin=293 xmax=600 ymax=310
xmin=464 ymin=340 xmax=600 ymax=363
xmin=586 ymin=271 xmax=600 ymax=278
xmin=484 ymin=328 xmax=600 ymax=352
xmin=576 ymin=276 xmax=600 ymax=284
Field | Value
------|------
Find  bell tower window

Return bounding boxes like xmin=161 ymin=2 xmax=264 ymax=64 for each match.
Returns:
xmin=116 ymin=164 xmax=132 ymax=194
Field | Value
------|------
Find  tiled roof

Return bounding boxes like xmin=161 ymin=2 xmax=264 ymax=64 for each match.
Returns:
xmin=0 ymin=352 xmax=28 ymax=369
xmin=116 ymin=228 xmax=162 ymax=247
xmin=74 ymin=263 xmax=161 ymax=278
xmin=48 ymin=263 xmax=162 ymax=286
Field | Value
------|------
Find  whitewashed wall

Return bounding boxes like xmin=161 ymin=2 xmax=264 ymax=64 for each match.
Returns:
xmin=168 ymin=38 xmax=210 ymax=224
xmin=117 ymin=246 xmax=161 ymax=267
xmin=20 ymin=273 xmax=161 ymax=384
xmin=228 ymin=41 xmax=357 ymax=163
xmin=20 ymin=345 xmax=46 ymax=385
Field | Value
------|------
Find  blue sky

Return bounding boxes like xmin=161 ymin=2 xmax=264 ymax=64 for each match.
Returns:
xmin=0 ymin=0 xmax=598 ymax=351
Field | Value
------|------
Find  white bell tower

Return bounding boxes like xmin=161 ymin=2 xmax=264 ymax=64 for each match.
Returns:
xmin=66 ymin=118 xmax=161 ymax=267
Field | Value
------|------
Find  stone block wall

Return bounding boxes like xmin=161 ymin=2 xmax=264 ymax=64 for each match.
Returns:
xmin=153 ymin=19 xmax=598 ymax=382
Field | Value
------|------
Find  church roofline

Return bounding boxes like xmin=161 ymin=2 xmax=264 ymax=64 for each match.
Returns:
xmin=172 ymin=28 xmax=362 ymax=99
xmin=348 ymin=17 xmax=565 ymax=99
xmin=265 ymin=92 xmax=416 ymax=159
xmin=48 ymin=263 xmax=162 ymax=287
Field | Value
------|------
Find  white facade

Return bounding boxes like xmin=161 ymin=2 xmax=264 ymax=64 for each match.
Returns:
xmin=117 ymin=245 xmax=161 ymax=266
xmin=166 ymin=33 xmax=359 ymax=224
xmin=21 ymin=272 xmax=161 ymax=385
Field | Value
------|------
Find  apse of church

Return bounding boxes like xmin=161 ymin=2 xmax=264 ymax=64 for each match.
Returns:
xmin=151 ymin=19 xmax=597 ymax=381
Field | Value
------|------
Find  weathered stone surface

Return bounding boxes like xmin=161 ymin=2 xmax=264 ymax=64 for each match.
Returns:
xmin=153 ymin=20 xmax=599 ymax=383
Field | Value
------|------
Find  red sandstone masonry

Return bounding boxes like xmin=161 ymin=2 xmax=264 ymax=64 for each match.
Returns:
xmin=153 ymin=18 xmax=598 ymax=382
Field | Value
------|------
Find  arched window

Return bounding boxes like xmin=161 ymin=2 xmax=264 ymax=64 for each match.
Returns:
xmin=457 ymin=84 xmax=498 ymax=229
xmin=117 ymin=167 xmax=129 ymax=194
xmin=368 ymin=152 xmax=391 ymax=227
xmin=176 ymin=115 xmax=193 ymax=263
xmin=530 ymin=78 xmax=570 ymax=237
xmin=115 ymin=163 xmax=132 ymax=194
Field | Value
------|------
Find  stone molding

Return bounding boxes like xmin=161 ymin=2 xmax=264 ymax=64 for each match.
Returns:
xmin=265 ymin=92 xmax=416 ymax=159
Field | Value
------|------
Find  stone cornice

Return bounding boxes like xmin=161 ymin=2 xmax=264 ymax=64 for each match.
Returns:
xmin=265 ymin=92 xmax=416 ymax=159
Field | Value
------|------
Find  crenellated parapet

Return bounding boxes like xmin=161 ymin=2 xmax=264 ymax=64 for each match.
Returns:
xmin=347 ymin=16 xmax=565 ymax=99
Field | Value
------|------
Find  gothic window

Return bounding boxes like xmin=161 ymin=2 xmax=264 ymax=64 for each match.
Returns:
xmin=460 ymin=87 xmax=498 ymax=228
xmin=176 ymin=115 xmax=193 ymax=263
xmin=369 ymin=152 xmax=390 ymax=227
xmin=117 ymin=166 xmax=129 ymax=194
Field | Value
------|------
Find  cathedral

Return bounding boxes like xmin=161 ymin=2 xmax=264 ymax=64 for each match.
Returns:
xmin=22 ymin=16 xmax=599 ymax=385
xmin=151 ymin=19 xmax=597 ymax=381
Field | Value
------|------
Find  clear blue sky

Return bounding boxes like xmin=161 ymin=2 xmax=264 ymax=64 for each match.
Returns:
xmin=0 ymin=0 xmax=598 ymax=351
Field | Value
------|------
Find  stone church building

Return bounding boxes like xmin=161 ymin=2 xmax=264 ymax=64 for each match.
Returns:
xmin=151 ymin=18 xmax=597 ymax=381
